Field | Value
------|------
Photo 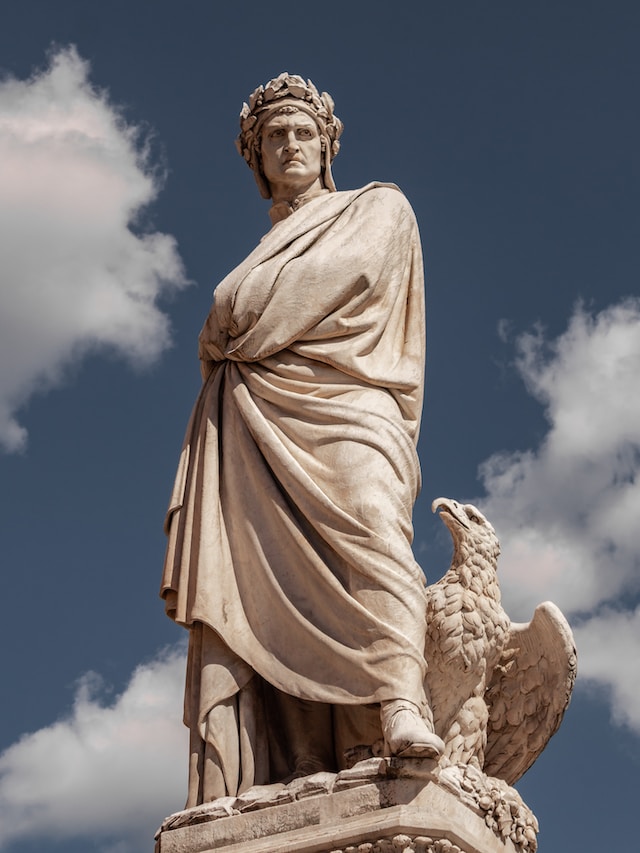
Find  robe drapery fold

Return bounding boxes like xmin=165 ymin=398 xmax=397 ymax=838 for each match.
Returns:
xmin=161 ymin=184 xmax=429 ymax=802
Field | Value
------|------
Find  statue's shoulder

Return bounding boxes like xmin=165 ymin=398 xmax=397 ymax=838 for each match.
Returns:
xmin=334 ymin=183 xmax=414 ymax=220
xmin=338 ymin=181 xmax=405 ymax=201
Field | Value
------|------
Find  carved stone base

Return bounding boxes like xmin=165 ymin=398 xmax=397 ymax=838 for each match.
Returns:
xmin=155 ymin=759 xmax=537 ymax=853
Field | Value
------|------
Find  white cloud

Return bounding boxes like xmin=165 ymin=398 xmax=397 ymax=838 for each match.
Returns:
xmin=0 ymin=46 xmax=189 ymax=452
xmin=475 ymin=299 xmax=640 ymax=734
xmin=573 ymin=607 xmax=640 ymax=733
xmin=0 ymin=646 xmax=187 ymax=851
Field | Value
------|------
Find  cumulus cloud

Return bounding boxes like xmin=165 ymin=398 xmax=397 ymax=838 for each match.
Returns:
xmin=475 ymin=299 xmax=640 ymax=733
xmin=0 ymin=46 xmax=189 ymax=452
xmin=573 ymin=607 xmax=640 ymax=733
xmin=0 ymin=646 xmax=187 ymax=851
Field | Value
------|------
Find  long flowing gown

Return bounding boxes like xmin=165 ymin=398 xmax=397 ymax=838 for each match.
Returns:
xmin=161 ymin=183 xmax=429 ymax=804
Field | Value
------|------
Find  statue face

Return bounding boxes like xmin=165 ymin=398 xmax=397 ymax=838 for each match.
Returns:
xmin=260 ymin=112 xmax=323 ymax=199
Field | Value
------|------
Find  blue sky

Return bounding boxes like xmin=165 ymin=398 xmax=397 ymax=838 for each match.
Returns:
xmin=1 ymin=2 xmax=639 ymax=851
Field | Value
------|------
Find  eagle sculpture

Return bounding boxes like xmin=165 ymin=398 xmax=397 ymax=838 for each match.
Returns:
xmin=425 ymin=498 xmax=577 ymax=786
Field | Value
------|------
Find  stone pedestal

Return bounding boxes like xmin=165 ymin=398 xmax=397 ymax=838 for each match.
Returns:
xmin=155 ymin=758 xmax=537 ymax=853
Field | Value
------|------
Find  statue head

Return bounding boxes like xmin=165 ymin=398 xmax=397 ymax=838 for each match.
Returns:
xmin=236 ymin=72 xmax=343 ymax=199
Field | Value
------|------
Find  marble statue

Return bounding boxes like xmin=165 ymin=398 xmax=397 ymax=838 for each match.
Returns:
xmin=160 ymin=74 xmax=576 ymax=821
xmin=427 ymin=499 xmax=576 ymax=784
xmin=161 ymin=72 xmax=442 ymax=805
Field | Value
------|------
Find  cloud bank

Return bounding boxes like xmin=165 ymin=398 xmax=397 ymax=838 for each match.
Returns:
xmin=0 ymin=647 xmax=187 ymax=852
xmin=477 ymin=299 xmax=640 ymax=735
xmin=0 ymin=46 xmax=188 ymax=452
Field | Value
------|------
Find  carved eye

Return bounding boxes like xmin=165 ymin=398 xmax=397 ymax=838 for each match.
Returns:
xmin=466 ymin=510 xmax=482 ymax=524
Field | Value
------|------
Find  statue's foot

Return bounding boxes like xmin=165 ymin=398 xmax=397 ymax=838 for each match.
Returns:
xmin=380 ymin=701 xmax=445 ymax=759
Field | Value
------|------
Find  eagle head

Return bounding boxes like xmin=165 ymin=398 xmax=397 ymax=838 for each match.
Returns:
xmin=431 ymin=497 xmax=500 ymax=565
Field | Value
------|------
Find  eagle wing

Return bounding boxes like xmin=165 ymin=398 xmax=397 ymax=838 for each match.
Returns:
xmin=483 ymin=601 xmax=577 ymax=785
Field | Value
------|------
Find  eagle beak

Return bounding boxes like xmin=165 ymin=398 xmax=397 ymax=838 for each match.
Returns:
xmin=431 ymin=497 xmax=470 ymax=530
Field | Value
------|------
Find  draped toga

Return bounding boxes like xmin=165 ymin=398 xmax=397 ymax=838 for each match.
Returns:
xmin=161 ymin=183 xmax=429 ymax=804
